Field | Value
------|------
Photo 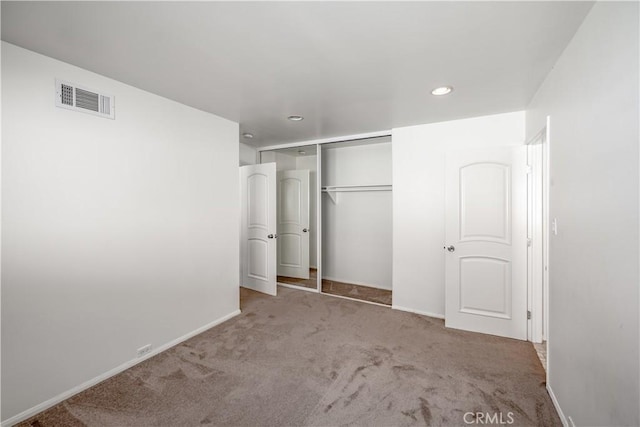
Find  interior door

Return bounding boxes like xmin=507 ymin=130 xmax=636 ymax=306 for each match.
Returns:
xmin=277 ymin=170 xmax=310 ymax=279
xmin=445 ymin=147 xmax=527 ymax=340
xmin=240 ymin=163 xmax=277 ymax=296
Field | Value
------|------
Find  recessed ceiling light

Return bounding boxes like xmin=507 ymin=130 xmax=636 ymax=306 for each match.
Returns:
xmin=287 ymin=115 xmax=304 ymax=121
xmin=242 ymin=132 xmax=254 ymax=139
xmin=431 ymin=86 xmax=453 ymax=96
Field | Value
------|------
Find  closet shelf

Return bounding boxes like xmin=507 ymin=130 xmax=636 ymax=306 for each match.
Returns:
xmin=321 ymin=184 xmax=392 ymax=204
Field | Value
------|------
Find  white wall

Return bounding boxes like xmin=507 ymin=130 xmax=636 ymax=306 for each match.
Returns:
xmin=392 ymin=112 xmax=524 ymax=317
xmin=1 ymin=43 xmax=240 ymax=422
xmin=322 ymin=141 xmax=392 ymax=289
xmin=239 ymin=142 xmax=257 ymax=166
xmin=296 ymin=155 xmax=318 ymax=268
xmin=526 ymin=3 xmax=639 ymax=425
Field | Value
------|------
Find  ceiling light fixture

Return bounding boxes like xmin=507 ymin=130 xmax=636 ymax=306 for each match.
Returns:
xmin=287 ymin=115 xmax=304 ymax=121
xmin=431 ymin=86 xmax=453 ymax=96
xmin=298 ymin=150 xmax=306 ymax=155
xmin=242 ymin=132 xmax=254 ymax=139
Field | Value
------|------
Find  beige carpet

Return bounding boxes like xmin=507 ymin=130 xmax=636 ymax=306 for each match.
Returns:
xmin=19 ymin=287 xmax=559 ymax=426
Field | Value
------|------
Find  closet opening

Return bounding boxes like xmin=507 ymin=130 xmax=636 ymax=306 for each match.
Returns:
xmin=258 ymin=133 xmax=393 ymax=306
xmin=320 ymin=137 xmax=393 ymax=306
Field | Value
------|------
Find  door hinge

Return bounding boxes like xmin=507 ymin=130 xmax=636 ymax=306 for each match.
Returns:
xmin=527 ymin=238 xmax=532 ymax=247
xmin=526 ymin=165 xmax=532 ymax=174
xmin=527 ymin=310 xmax=531 ymax=320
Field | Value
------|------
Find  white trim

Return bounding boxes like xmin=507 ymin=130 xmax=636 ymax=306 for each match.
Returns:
xmin=277 ymin=282 xmax=319 ymax=293
xmin=322 ymin=275 xmax=391 ymax=291
xmin=320 ymin=290 xmax=390 ymax=308
xmin=257 ymin=130 xmax=391 ymax=152
xmin=316 ymin=145 xmax=322 ymax=292
xmin=544 ymin=116 xmax=551 ymax=389
xmin=525 ymin=123 xmax=549 ymax=344
xmin=392 ymin=305 xmax=446 ymax=320
xmin=1 ymin=309 xmax=241 ymax=427
xmin=546 ymin=384 xmax=568 ymax=427
xmin=544 ymin=116 xmax=551 ymax=342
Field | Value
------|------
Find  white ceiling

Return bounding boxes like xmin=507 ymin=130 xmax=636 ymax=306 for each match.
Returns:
xmin=1 ymin=1 xmax=593 ymax=147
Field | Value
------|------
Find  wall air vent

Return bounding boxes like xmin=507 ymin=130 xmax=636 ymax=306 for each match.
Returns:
xmin=55 ymin=79 xmax=115 ymax=119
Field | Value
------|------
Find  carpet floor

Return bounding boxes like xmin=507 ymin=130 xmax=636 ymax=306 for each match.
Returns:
xmin=18 ymin=287 xmax=559 ymax=427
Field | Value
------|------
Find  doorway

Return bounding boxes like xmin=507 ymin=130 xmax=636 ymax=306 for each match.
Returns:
xmin=527 ymin=124 xmax=550 ymax=369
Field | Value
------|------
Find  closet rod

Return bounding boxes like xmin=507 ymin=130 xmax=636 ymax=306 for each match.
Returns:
xmin=321 ymin=188 xmax=392 ymax=192
xmin=322 ymin=184 xmax=392 ymax=203
xmin=322 ymin=184 xmax=392 ymax=190
xmin=322 ymin=188 xmax=393 ymax=193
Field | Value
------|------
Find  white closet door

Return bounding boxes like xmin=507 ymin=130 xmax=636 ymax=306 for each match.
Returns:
xmin=277 ymin=170 xmax=310 ymax=279
xmin=445 ymin=147 xmax=527 ymax=340
xmin=240 ymin=163 xmax=277 ymax=296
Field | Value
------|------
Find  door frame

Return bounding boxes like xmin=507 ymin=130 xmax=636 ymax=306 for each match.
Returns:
xmin=526 ymin=118 xmax=551 ymax=344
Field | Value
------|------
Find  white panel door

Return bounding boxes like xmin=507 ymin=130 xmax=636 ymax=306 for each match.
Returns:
xmin=445 ymin=147 xmax=527 ymax=340
xmin=277 ymin=170 xmax=310 ymax=279
xmin=240 ymin=163 xmax=277 ymax=296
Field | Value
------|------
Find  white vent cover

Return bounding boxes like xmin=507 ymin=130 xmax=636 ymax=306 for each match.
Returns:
xmin=55 ymin=79 xmax=115 ymax=119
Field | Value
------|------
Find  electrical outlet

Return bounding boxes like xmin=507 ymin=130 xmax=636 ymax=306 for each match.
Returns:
xmin=137 ymin=344 xmax=152 ymax=358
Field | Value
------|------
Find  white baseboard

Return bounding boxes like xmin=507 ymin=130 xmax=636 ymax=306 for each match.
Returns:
xmin=546 ymin=383 xmax=568 ymax=427
xmin=1 ymin=309 xmax=241 ymax=427
xmin=392 ymin=305 xmax=445 ymax=320
xmin=322 ymin=275 xmax=392 ymax=291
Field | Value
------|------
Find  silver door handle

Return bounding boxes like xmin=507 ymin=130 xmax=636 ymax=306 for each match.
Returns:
xmin=268 ymin=234 xmax=278 ymax=239
xmin=446 ymin=245 xmax=455 ymax=252
xmin=302 ymin=228 xmax=309 ymax=233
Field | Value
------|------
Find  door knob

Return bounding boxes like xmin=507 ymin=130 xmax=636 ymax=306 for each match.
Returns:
xmin=446 ymin=245 xmax=455 ymax=252
xmin=302 ymin=228 xmax=309 ymax=233
xmin=268 ymin=234 xmax=278 ymax=239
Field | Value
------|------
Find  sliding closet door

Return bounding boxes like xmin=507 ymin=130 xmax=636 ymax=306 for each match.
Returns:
xmin=260 ymin=147 xmax=318 ymax=291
